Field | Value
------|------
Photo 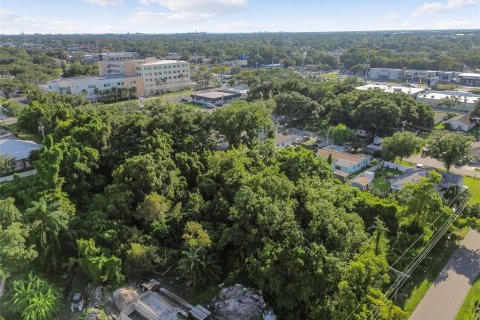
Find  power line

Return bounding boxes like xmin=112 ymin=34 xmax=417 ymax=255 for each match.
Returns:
xmin=369 ymin=182 xmax=480 ymax=320
xmin=345 ymin=182 xmax=471 ymax=320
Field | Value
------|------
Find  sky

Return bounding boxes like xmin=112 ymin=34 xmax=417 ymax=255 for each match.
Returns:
xmin=1 ymin=0 xmax=479 ymax=34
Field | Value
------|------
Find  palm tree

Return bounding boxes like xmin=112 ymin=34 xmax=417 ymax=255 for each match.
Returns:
xmin=178 ymin=73 xmax=185 ymax=100
xmin=26 ymin=197 xmax=70 ymax=270
xmin=9 ymin=273 xmax=60 ymax=320
xmin=177 ymin=248 xmax=220 ymax=290
xmin=128 ymin=87 xmax=137 ymax=100
xmin=161 ymin=77 xmax=168 ymax=100
xmin=93 ymin=88 xmax=100 ymax=102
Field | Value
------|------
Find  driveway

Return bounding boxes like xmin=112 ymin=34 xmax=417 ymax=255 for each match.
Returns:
xmin=409 ymin=229 xmax=480 ymax=320
xmin=406 ymin=155 xmax=480 ymax=178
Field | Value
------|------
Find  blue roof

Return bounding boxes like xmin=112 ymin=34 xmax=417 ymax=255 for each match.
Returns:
xmin=0 ymin=139 xmax=42 ymax=160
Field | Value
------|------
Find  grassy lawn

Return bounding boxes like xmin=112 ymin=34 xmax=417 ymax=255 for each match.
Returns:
xmin=401 ymin=238 xmax=459 ymax=316
xmin=1 ymin=122 xmax=42 ymax=143
xmin=455 ymin=277 xmax=480 ymax=320
xmin=464 ymin=176 xmax=480 ymax=204
xmin=370 ymin=167 xmax=401 ymax=196
xmin=371 ymin=177 xmax=391 ymax=195
xmin=398 ymin=159 xmax=415 ymax=167
xmin=176 ymin=102 xmax=205 ymax=111
xmin=435 ymin=123 xmax=445 ymax=130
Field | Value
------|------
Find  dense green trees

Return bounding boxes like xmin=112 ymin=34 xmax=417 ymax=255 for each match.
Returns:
xmin=0 ymin=83 xmax=456 ymax=319
xmin=428 ymin=131 xmax=473 ymax=171
xmin=382 ymin=132 xmax=424 ymax=162
xmin=212 ymin=100 xmax=274 ymax=147
xmin=328 ymin=123 xmax=355 ymax=145
xmin=7 ymin=273 xmax=60 ymax=320
xmin=69 ymin=239 xmax=124 ymax=285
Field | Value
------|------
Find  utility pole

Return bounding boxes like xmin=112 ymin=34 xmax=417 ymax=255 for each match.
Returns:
xmin=38 ymin=122 xmax=45 ymax=139
xmin=386 ymin=267 xmax=410 ymax=319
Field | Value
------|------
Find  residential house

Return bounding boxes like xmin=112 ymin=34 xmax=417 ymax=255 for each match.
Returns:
xmin=389 ymin=168 xmax=464 ymax=192
xmin=316 ymin=149 xmax=370 ymax=179
xmin=471 ymin=141 xmax=480 ymax=162
xmin=447 ymin=114 xmax=474 ymax=132
xmin=433 ymin=112 xmax=447 ymax=125
xmin=275 ymin=133 xmax=298 ymax=148
xmin=0 ymin=138 xmax=42 ymax=172
xmin=350 ymin=171 xmax=375 ymax=191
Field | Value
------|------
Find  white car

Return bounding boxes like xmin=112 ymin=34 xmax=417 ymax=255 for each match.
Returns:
xmin=71 ymin=293 xmax=85 ymax=312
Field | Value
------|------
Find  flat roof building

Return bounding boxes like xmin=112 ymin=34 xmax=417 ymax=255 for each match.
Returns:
xmin=356 ymin=84 xmax=425 ymax=97
xmin=416 ymin=90 xmax=480 ymax=112
xmin=191 ymin=90 xmax=241 ymax=106
xmin=47 ymin=74 xmax=143 ymax=100
xmin=458 ymin=73 xmax=480 ymax=87
xmin=0 ymin=138 xmax=42 ymax=172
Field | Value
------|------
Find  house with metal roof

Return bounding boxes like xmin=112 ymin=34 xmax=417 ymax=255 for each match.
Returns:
xmin=0 ymin=138 xmax=42 ymax=172
xmin=316 ymin=148 xmax=370 ymax=178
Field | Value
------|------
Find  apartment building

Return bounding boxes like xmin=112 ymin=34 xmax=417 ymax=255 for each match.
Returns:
xmin=47 ymin=56 xmax=190 ymax=99
xmin=134 ymin=59 xmax=190 ymax=96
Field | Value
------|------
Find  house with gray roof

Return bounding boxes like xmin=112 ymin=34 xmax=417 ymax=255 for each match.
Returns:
xmin=0 ymin=138 xmax=42 ymax=172
xmin=389 ymin=168 xmax=464 ymax=192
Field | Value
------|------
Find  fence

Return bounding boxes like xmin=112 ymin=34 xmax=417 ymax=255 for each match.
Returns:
xmin=382 ymin=161 xmax=410 ymax=172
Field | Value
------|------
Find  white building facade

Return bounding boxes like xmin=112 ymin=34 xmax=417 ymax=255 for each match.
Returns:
xmin=135 ymin=60 xmax=190 ymax=96
xmin=47 ymin=56 xmax=190 ymax=99
xmin=47 ymin=74 xmax=143 ymax=100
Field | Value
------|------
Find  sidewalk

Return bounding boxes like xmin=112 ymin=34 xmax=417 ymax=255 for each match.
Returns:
xmin=409 ymin=230 xmax=480 ymax=320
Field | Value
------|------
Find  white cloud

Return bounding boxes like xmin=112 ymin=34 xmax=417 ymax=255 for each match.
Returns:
xmin=413 ymin=0 xmax=480 ymax=16
xmin=131 ymin=0 xmax=249 ymax=24
xmin=0 ymin=9 xmax=126 ymax=34
xmin=436 ymin=19 xmax=480 ymax=28
xmin=129 ymin=10 xmax=212 ymax=24
xmin=384 ymin=13 xmax=399 ymax=21
xmin=400 ymin=20 xmax=419 ymax=29
xmin=83 ymin=0 xmax=124 ymax=6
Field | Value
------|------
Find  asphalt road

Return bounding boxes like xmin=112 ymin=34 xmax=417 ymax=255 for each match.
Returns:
xmin=409 ymin=229 xmax=480 ymax=320
xmin=407 ymin=155 xmax=480 ymax=178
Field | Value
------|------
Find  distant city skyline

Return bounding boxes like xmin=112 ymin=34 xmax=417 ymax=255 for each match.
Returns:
xmin=1 ymin=0 xmax=479 ymax=34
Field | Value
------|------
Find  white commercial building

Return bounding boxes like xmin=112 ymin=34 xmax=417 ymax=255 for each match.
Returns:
xmin=47 ymin=74 xmax=143 ymax=100
xmin=458 ymin=73 xmax=480 ymax=87
xmin=83 ymin=51 xmax=139 ymax=63
xmin=47 ymin=55 xmax=190 ymax=99
xmin=416 ymin=90 xmax=480 ymax=112
xmin=356 ymin=84 xmax=426 ymax=97
xmin=368 ymin=68 xmax=403 ymax=81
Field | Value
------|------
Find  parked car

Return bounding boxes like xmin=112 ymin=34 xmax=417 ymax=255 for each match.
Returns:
xmin=205 ymin=103 xmax=215 ymax=109
xmin=71 ymin=293 xmax=85 ymax=312
xmin=181 ymin=98 xmax=189 ymax=102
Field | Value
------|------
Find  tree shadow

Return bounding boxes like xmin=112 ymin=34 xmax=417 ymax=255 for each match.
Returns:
xmin=434 ymin=245 xmax=480 ymax=285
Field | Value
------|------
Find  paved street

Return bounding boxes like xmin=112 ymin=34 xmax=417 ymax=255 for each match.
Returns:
xmin=406 ymin=155 xmax=480 ymax=178
xmin=409 ymin=230 xmax=480 ymax=320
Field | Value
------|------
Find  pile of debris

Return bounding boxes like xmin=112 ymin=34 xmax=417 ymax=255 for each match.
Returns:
xmin=112 ymin=288 xmax=139 ymax=311
xmin=210 ymin=284 xmax=276 ymax=320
